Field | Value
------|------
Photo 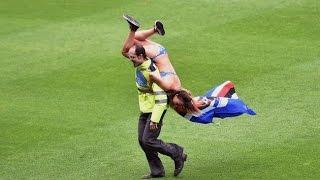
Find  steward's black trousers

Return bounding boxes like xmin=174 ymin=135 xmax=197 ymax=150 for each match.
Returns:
xmin=138 ymin=111 xmax=182 ymax=176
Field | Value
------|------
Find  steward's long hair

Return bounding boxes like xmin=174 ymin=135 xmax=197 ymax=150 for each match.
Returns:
xmin=169 ymin=89 xmax=200 ymax=115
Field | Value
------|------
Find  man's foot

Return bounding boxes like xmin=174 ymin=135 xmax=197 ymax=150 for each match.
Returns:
xmin=123 ymin=14 xmax=140 ymax=31
xmin=174 ymin=153 xmax=187 ymax=177
xmin=141 ymin=173 xmax=165 ymax=179
xmin=154 ymin=20 xmax=165 ymax=36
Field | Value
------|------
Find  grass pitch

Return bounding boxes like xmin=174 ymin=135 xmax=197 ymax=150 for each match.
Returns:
xmin=1 ymin=0 xmax=319 ymax=179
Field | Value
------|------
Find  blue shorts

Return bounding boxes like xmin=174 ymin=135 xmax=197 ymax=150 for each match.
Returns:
xmin=151 ymin=46 xmax=167 ymax=62
xmin=160 ymin=71 xmax=176 ymax=77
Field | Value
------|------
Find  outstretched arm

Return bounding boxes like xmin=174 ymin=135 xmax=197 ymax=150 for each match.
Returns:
xmin=194 ymin=98 xmax=211 ymax=110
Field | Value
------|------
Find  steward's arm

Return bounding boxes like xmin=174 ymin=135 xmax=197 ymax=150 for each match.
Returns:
xmin=150 ymin=84 xmax=168 ymax=123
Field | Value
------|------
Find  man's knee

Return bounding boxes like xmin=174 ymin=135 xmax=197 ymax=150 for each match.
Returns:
xmin=141 ymin=136 xmax=157 ymax=148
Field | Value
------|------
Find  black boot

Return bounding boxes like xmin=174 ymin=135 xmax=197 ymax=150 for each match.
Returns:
xmin=123 ymin=14 xmax=140 ymax=31
xmin=154 ymin=20 xmax=165 ymax=36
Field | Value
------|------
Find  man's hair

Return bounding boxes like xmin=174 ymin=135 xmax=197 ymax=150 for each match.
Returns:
xmin=135 ymin=45 xmax=147 ymax=59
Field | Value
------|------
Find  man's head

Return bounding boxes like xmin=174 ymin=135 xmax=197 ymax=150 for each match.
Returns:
xmin=128 ymin=45 xmax=147 ymax=67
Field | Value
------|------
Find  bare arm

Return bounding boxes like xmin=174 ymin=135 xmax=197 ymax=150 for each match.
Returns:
xmin=194 ymin=98 xmax=211 ymax=110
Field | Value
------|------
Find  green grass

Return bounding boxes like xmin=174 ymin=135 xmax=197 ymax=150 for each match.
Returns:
xmin=1 ymin=0 xmax=319 ymax=179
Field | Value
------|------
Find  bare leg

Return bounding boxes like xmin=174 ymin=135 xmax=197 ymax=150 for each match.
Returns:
xmin=122 ymin=30 xmax=135 ymax=56
xmin=150 ymin=72 xmax=180 ymax=91
xmin=135 ymin=28 xmax=157 ymax=41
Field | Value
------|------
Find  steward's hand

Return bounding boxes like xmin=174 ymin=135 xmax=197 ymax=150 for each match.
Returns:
xmin=150 ymin=121 xmax=158 ymax=131
xmin=149 ymin=71 xmax=159 ymax=81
